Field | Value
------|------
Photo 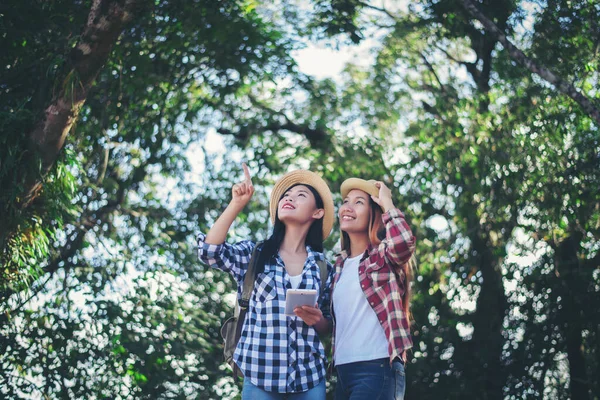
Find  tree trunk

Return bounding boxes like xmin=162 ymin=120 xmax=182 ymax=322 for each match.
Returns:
xmin=20 ymin=0 xmax=147 ymax=209
xmin=470 ymin=235 xmax=507 ymax=400
xmin=555 ymin=233 xmax=590 ymax=400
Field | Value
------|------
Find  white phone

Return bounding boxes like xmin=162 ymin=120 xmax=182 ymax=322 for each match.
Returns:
xmin=284 ymin=289 xmax=318 ymax=316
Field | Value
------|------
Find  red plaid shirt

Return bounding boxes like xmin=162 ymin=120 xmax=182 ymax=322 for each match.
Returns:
xmin=331 ymin=208 xmax=416 ymax=364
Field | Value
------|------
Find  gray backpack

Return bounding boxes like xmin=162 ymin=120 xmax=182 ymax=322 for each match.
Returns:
xmin=220 ymin=243 xmax=328 ymax=380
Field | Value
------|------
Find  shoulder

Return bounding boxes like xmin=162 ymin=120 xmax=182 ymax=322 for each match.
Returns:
xmin=306 ymin=245 xmax=324 ymax=260
xmin=306 ymin=247 xmax=333 ymax=268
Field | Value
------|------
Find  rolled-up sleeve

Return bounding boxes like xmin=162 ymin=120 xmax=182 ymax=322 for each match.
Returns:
xmin=379 ymin=208 xmax=416 ymax=268
xmin=197 ymin=232 xmax=256 ymax=282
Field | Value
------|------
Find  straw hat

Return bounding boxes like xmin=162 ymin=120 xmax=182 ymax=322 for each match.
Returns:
xmin=269 ymin=170 xmax=334 ymax=239
xmin=340 ymin=178 xmax=380 ymax=204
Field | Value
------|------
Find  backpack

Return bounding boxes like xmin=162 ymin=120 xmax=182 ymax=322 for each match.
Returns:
xmin=220 ymin=242 xmax=329 ymax=380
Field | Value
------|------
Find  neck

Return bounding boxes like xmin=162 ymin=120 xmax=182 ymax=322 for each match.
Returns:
xmin=280 ymin=224 xmax=310 ymax=254
xmin=347 ymin=232 xmax=369 ymax=258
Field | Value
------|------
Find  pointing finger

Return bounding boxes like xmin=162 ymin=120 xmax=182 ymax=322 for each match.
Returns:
xmin=242 ymin=162 xmax=252 ymax=183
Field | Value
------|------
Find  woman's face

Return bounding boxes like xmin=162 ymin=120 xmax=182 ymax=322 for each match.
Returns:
xmin=339 ymin=189 xmax=370 ymax=233
xmin=278 ymin=185 xmax=324 ymax=225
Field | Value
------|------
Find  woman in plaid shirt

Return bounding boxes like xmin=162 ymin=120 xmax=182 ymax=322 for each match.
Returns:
xmin=197 ymin=164 xmax=335 ymax=399
xmin=332 ymin=178 xmax=416 ymax=400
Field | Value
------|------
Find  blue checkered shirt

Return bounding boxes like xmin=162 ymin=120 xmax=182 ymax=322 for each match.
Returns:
xmin=197 ymin=233 xmax=333 ymax=393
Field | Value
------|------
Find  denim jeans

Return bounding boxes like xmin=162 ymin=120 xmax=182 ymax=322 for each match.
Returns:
xmin=334 ymin=358 xmax=405 ymax=400
xmin=242 ymin=378 xmax=326 ymax=400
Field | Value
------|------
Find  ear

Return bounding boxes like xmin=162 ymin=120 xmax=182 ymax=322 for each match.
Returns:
xmin=312 ymin=208 xmax=325 ymax=220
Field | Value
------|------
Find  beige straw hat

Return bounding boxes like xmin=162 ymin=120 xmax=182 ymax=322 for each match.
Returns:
xmin=269 ymin=170 xmax=334 ymax=239
xmin=340 ymin=178 xmax=380 ymax=203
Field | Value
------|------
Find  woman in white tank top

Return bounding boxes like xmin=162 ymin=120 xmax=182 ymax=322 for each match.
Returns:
xmin=331 ymin=178 xmax=416 ymax=400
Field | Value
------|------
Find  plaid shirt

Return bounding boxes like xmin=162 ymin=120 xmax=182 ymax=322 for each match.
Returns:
xmin=197 ymin=234 xmax=333 ymax=393
xmin=332 ymin=208 xmax=416 ymax=364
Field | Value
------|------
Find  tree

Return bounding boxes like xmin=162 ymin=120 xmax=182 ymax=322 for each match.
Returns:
xmin=2 ymin=0 xmax=599 ymax=398
xmin=0 ymin=0 xmax=320 ymax=397
xmin=302 ymin=0 xmax=599 ymax=398
xmin=0 ymin=0 xmax=293 ymax=296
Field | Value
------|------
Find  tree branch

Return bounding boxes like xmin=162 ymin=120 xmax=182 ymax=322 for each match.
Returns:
xmin=434 ymin=44 xmax=481 ymax=83
xmin=219 ymin=95 xmax=331 ymax=149
xmin=356 ymin=0 xmax=400 ymax=22
xmin=0 ymin=274 xmax=53 ymax=320
xmin=20 ymin=0 xmax=148 ymax=208
xmin=460 ymin=0 xmax=600 ymax=126
xmin=419 ymin=51 xmax=446 ymax=94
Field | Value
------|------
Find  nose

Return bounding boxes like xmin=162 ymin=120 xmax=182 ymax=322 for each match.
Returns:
xmin=339 ymin=203 xmax=352 ymax=214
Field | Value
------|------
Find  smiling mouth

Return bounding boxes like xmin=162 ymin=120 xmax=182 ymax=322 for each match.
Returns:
xmin=341 ymin=215 xmax=355 ymax=221
xmin=281 ymin=204 xmax=295 ymax=210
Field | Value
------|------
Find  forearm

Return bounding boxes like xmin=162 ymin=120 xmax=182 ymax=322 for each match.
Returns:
xmin=314 ymin=317 xmax=332 ymax=336
xmin=382 ymin=208 xmax=416 ymax=265
xmin=204 ymin=202 xmax=244 ymax=245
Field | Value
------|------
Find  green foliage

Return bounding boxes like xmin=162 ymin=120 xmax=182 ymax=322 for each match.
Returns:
xmin=0 ymin=0 xmax=88 ymax=294
xmin=1 ymin=0 xmax=599 ymax=398
xmin=1 ymin=0 xmax=298 ymax=397
xmin=295 ymin=0 xmax=600 ymax=398
xmin=0 ymin=0 xmax=293 ymax=295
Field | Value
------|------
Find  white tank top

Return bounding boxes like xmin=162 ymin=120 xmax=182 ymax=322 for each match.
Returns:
xmin=333 ymin=255 xmax=389 ymax=365
xmin=289 ymin=273 xmax=302 ymax=289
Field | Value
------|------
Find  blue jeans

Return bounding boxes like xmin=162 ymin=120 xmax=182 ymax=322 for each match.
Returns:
xmin=242 ymin=378 xmax=326 ymax=400
xmin=334 ymin=358 xmax=405 ymax=400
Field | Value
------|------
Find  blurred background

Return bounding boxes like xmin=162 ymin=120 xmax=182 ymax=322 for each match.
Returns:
xmin=1 ymin=0 xmax=599 ymax=398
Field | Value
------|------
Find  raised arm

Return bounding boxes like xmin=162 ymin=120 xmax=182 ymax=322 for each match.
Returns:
xmin=371 ymin=181 xmax=416 ymax=267
xmin=205 ymin=162 xmax=254 ymax=245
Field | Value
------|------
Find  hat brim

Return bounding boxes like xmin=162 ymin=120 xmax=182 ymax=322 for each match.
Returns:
xmin=269 ymin=170 xmax=334 ymax=239
xmin=340 ymin=178 xmax=379 ymax=200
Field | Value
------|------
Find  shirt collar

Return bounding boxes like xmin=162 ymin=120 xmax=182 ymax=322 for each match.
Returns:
xmin=267 ymin=245 xmax=319 ymax=272
xmin=338 ymin=246 xmax=371 ymax=262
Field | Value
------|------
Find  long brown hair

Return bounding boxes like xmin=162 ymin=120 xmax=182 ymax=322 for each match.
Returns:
xmin=341 ymin=197 xmax=413 ymax=318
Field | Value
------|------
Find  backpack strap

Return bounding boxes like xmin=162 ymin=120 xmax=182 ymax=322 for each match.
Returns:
xmin=231 ymin=241 xmax=263 ymax=380
xmin=316 ymin=259 xmax=328 ymax=300
xmin=316 ymin=259 xmax=331 ymax=333
xmin=239 ymin=241 xmax=263 ymax=309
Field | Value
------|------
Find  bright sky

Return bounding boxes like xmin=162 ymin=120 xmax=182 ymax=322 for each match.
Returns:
xmin=292 ymin=40 xmax=374 ymax=80
xmin=193 ymin=38 xmax=378 ymax=171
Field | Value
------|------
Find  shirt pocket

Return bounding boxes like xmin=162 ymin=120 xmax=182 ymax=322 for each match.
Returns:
xmin=253 ymin=273 xmax=278 ymax=303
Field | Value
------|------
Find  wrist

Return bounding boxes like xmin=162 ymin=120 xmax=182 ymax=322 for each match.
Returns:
xmin=381 ymin=201 xmax=395 ymax=213
xmin=228 ymin=200 xmax=246 ymax=213
xmin=315 ymin=316 xmax=331 ymax=334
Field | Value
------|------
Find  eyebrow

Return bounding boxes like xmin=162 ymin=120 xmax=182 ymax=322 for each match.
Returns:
xmin=287 ymin=188 xmax=310 ymax=194
xmin=345 ymin=195 xmax=368 ymax=201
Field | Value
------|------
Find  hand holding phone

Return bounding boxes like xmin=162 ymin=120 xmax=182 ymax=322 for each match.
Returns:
xmin=284 ymin=289 xmax=317 ymax=316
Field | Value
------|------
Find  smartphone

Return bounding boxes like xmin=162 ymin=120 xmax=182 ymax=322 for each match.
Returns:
xmin=284 ymin=289 xmax=318 ymax=316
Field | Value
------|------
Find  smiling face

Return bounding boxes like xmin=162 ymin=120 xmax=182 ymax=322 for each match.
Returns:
xmin=339 ymin=189 xmax=371 ymax=234
xmin=277 ymin=184 xmax=324 ymax=226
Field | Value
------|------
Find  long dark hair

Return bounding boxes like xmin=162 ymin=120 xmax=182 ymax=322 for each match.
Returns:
xmin=255 ymin=184 xmax=324 ymax=276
